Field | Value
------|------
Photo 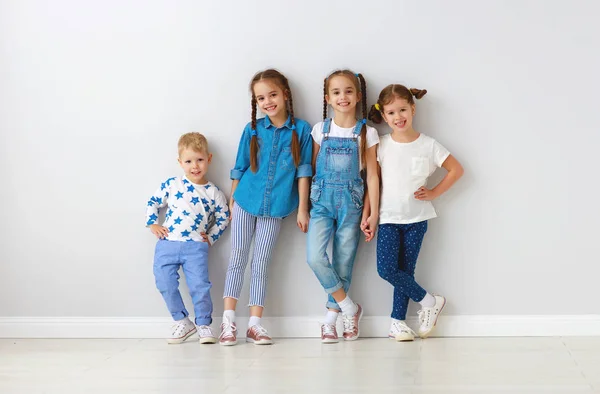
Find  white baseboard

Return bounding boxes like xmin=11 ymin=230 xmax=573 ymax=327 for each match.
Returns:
xmin=1 ymin=315 xmax=599 ymax=338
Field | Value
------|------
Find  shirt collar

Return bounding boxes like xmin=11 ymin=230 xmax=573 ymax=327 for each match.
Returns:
xmin=264 ymin=114 xmax=292 ymax=129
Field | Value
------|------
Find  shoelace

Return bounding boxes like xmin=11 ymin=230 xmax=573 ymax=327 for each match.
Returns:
xmin=322 ymin=324 xmax=336 ymax=336
xmin=220 ymin=319 xmax=236 ymax=339
xmin=391 ymin=321 xmax=416 ymax=337
xmin=198 ymin=326 xmax=213 ymax=337
xmin=417 ymin=309 xmax=432 ymax=326
xmin=342 ymin=314 xmax=356 ymax=332
xmin=252 ymin=325 xmax=269 ymax=337
xmin=172 ymin=320 xmax=192 ymax=336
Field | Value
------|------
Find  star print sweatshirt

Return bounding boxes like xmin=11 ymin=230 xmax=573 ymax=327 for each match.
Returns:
xmin=145 ymin=176 xmax=230 ymax=244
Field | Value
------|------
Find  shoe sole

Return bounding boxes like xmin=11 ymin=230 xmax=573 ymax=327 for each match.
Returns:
xmin=343 ymin=306 xmax=363 ymax=341
xmin=321 ymin=338 xmax=339 ymax=344
xmin=166 ymin=328 xmax=197 ymax=344
xmin=199 ymin=337 xmax=217 ymax=344
xmin=389 ymin=334 xmax=415 ymax=342
xmin=419 ymin=297 xmax=446 ymax=339
xmin=219 ymin=339 xmax=237 ymax=346
xmin=246 ymin=338 xmax=273 ymax=345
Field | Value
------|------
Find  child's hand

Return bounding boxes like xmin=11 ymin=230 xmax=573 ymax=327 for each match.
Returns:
xmin=150 ymin=224 xmax=169 ymax=239
xmin=200 ymin=232 xmax=211 ymax=245
xmin=361 ymin=215 xmax=378 ymax=242
xmin=414 ymin=187 xmax=439 ymax=201
xmin=229 ymin=199 xmax=235 ymax=220
xmin=297 ymin=210 xmax=309 ymax=233
xmin=360 ymin=220 xmax=373 ymax=242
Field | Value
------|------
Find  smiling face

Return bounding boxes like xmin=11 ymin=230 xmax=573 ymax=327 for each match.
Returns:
xmin=178 ymin=147 xmax=211 ymax=185
xmin=325 ymin=75 xmax=361 ymax=115
xmin=253 ymin=79 xmax=288 ymax=120
xmin=381 ymin=96 xmax=415 ymax=133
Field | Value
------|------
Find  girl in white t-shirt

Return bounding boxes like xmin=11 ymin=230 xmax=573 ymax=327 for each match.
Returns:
xmin=363 ymin=84 xmax=463 ymax=341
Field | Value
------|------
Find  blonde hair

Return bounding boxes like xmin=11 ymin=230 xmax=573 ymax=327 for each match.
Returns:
xmin=178 ymin=132 xmax=208 ymax=156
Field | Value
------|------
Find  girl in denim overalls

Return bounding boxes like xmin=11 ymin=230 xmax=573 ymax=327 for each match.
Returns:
xmin=307 ymin=70 xmax=380 ymax=343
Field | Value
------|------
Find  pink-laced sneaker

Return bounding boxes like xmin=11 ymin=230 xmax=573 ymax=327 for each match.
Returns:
xmin=246 ymin=325 xmax=273 ymax=345
xmin=342 ymin=303 xmax=363 ymax=341
xmin=219 ymin=317 xmax=237 ymax=346
xmin=321 ymin=323 xmax=339 ymax=343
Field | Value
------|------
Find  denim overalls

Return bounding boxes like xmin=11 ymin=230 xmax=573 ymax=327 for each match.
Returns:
xmin=306 ymin=119 xmax=365 ymax=310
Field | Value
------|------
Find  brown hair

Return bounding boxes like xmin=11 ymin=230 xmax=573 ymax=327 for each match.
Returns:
xmin=368 ymin=84 xmax=427 ymax=124
xmin=249 ymin=69 xmax=300 ymax=172
xmin=323 ymin=70 xmax=368 ymax=168
xmin=178 ymin=132 xmax=208 ymax=156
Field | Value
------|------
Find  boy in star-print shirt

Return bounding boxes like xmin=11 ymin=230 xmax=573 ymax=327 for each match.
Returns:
xmin=145 ymin=132 xmax=230 ymax=345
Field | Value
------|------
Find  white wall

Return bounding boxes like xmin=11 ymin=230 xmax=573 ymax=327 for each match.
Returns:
xmin=1 ymin=0 xmax=599 ymax=329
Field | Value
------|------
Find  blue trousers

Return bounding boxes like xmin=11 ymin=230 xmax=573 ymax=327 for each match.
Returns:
xmin=377 ymin=221 xmax=428 ymax=320
xmin=153 ymin=239 xmax=212 ymax=325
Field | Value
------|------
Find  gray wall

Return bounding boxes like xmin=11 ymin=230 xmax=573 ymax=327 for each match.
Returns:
xmin=1 ymin=0 xmax=597 ymax=319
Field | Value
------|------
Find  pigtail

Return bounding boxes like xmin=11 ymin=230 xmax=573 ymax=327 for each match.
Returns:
xmin=250 ymin=96 xmax=259 ymax=173
xmin=408 ymin=88 xmax=428 ymax=99
xmin=357 ymin=73 xmax=368 ymax=169
xmin=287 ymin=88 xmax=301 ymax=167
xmin=368 ymin=103 xmax=384 ymax=124
xmin=322 ymin=78 xmax=328 ymax=120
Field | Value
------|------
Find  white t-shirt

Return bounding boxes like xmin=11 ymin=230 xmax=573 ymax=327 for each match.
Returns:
xmin=311 ymin=120 xmax=379 ymax=170
xmin=378 ymin=133 xmax=450 ymax=224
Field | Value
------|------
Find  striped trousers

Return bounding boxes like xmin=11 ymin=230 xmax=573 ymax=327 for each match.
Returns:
xmin=223 ymin=203 xmax=282 ymax=307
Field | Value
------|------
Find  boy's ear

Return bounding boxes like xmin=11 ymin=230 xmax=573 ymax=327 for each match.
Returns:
xmin=208 ymin=153 xmax=213 ymax=163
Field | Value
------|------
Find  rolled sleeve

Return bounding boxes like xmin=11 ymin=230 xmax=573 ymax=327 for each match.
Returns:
xmin=296 ymin=163 xmax=312 ymax=178
xmin=230 ymin=169 xmax=245 ymax=180
xmin=296 ymin=121 xmax=313 ymax=179
xmin=230 ymin=123 xmax=252 ymax=180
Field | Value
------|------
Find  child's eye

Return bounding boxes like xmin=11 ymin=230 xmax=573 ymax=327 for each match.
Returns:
xmin=400 ymin=109 xmax=406 ymax=112
xmin=185 ymin=160 xmax=191 ymax=164
xmin=257 ymin=97 xmax=264 ymax=101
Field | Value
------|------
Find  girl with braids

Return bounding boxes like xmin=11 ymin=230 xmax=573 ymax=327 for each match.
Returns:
xmin=306 ymin=70 xmax=380 ymax=343
xmin=220 ymin=69 xmax=313 ymax=346
xmin=363 ymin=84 xmax=463 ymax=341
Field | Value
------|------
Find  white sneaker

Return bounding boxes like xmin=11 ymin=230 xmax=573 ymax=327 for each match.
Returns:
xmin=197 ymin=325 xmax=217 ymax=344
xmin=166 ymin=317 xmax=197 ymax=344
xmin=417 ymin=295 xmax=446 ymax=338
xmin=389 ymin=320 xmax=416 ymax=342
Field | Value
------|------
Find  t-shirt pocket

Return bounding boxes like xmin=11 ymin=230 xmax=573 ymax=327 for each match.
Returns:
xmin=411 ymin=157 xmax=430 ymax=177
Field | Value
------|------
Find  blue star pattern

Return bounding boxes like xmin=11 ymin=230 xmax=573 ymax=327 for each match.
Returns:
xmin=145 ymin=177 xmax=230 ymax=243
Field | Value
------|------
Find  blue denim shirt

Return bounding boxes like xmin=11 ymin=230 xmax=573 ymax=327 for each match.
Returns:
xmin=230 ymin=115 xmax=313 ymax=218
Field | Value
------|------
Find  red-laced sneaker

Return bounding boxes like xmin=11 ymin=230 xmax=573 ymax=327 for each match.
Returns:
xmin=246 ymin=325 xmax=273 ymax=345
xmin=166 ymin=317 xmax=197 ymax=344
xmin=219 ymin=317 xmax=237 ymax=346
xmin=342 ymin=303 xmax=363 ymax=341
xmin=321 ymin=323 xmax=339 ymax=343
